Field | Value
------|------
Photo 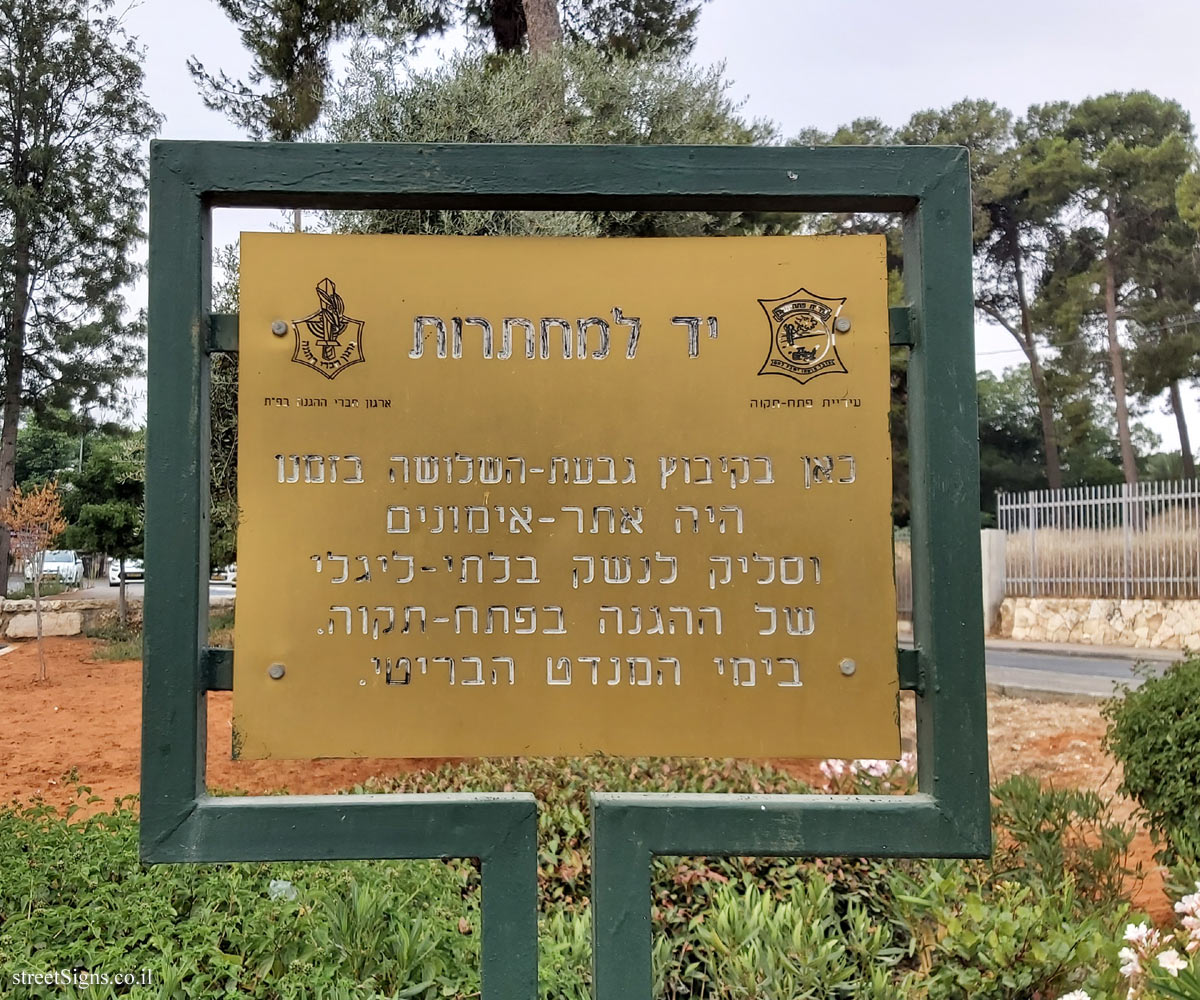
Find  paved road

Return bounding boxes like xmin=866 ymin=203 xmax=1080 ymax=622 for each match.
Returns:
xmin=8 ymin=578 xmax=235 ymax=602
xmin=982 ymin=643 xmax=1179 ymax=699
xmin=897 ymin=629 xmax=1182 ymax=699
xmin=986 ymin=647 xmax=1167 ymax=679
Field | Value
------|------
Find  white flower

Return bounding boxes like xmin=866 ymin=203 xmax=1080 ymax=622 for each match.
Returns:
xmin=1119 ymin=945 xmax=1143 ymax=978
xmin=1058 ymin=991 xmax=1092 ymax=1000
xmin=1157 ymin=949 xmax=1188 ymax=976
xmin=1180 ymin=886 xmax=1200 ymax=953
xmin=819 ymin=759 xmax=846 ymax=781
xmin=855 ymin=759 xmax=891 ymax=778
xmin=1125 ymin=921 xmax=1155 ymax=945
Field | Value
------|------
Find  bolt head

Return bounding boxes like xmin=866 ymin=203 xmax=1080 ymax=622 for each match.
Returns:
xmin=271 ymin=320 xmax=288 ymax=336
xmin=834 ymin=316 xmax=852 ymax=334
xmin=268 ymin=662 xmax=286 ymax=680
xmin=839 ymin=658 xmax=857 ymax=676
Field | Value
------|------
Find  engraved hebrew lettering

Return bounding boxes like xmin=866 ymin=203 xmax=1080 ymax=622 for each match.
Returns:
xmin=671 ymin=316 xmax=701 ymax=357
xmin=488 ymin=552 xmax=511 ymax=584
xmin=412 ymin=316 xmax=446 ymax=359
xmin=778 ymin=658 xmax=802 ymax=687
xmin=754 ymin=603 xmax=777 ymax=635
xmin=614 ymin=306 xmax=641 ymax=358
xmin=461 ymin=656 xmax=484 ymax=685
xmin=493 ymin=656 xmax=515 ymax=684
xmin=783 ymin=606 xmax=816 ymax=635
xmin=509 ymin=506 xmax=533 ymax=534
xmin=593 ymin=506 xmax=615 ymax=533
xmin=697 ymin=605 xmax=722 ymax=635
xmin=578 ymin=317 xmax=610 ymax=359
xmin=464 ymin=317 xmax=493 ymax=358
xmin=486 ymin=605 xmax=509 ymax=634
xmin=513 ymin=605 xmax=536 ymax=634
xmin=571 ymin=555 xmax=593 ymax=588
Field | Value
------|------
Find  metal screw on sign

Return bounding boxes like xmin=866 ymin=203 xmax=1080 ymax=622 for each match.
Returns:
xmin=834 ymin=316 xmax=852 ymax=333
xmin=270 ymin=320 xmax=288 ymax=336
xmin=839 ymin=658 xmax=857 ymax=676
xmin=267 ymin=663 xmax=286 ymax=680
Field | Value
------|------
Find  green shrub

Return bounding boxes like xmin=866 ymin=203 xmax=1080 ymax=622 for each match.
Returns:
xmin=7 ymin=579 xmax=70 ymax=599
xmin=356 ymin=755 xmax=814 ymax=914
xmin=1148 ymin=966 xmax=1200 ymax=1000
xmin=0 ymin=759 xmax=1145 ymax=999
xmin=991 ymin=773 xmax=1138 ymax=909
xmin=539 ymin=908 xmax=591 ymax=1000
xmin=1166 ymin=855 xmax=1200 ymax=908
xmin=84 ymin=608 xmax=234 ymax=661
xmin=85 ymin=619 xmax=143 ymax=660
xmin=0 ymin=796 xmax=479 ymax=999
xmin=892 ymin=864 xmax=1124 ymax=1000
xmin=1103 ymin=657 xmax=1200 ymax=865
xmin=673 ymin=873 xmax=912 ymax=999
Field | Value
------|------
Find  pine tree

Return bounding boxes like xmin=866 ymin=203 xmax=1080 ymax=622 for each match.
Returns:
xmin=1060 ymin=91 xmax=1195 ymax=484
xmin=191 ymin=1 xmax=712 ymax=141
xmin=0 ymin=0 xmax=159 ymax=579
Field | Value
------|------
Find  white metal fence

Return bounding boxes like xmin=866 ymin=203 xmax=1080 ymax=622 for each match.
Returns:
xmin=997 ymin=480 xmax=1200 ymax=599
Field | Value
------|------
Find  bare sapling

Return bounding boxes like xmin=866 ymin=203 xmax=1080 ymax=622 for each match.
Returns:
xmin=1 ymin=482 xmax=68 ymax=681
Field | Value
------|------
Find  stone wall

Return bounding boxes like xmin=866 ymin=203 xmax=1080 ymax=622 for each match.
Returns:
xmin=1 ymin=597 xmax=233 ymax=640
xmin=995 ymin=596 xmax=1200 ymax=650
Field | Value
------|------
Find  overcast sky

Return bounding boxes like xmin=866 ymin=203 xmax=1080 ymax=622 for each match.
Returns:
xmin=121 ymin=0 xmax=1200 ymax=450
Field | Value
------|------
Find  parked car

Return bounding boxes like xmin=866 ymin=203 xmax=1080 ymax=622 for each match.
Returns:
xmin=210 ymin=563 xmax=237 ymax=586
xmin=25 ymin=550 xmax=85 ymax=586
xmin=108 ymin=558 xmax=144 ymax=586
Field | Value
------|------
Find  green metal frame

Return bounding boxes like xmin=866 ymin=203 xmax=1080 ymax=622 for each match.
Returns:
xmin=143 ymin=141 xmax=988 ymax=1000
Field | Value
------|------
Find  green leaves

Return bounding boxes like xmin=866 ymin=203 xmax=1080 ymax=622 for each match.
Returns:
xmin=0 ymin=757 xmax=1154 ymax=998
xmin=0 ymin=0 xmax=158 ymax=572
xmin=1148 ymin=964 xmax=1200 ymax=1000
xmin=990 ymin=773 xmax=1139 ymax=909
xmin=1103 ymin=655 xmax=1200 ymax=868
xmin=0 ymin=798 xmax=481 ymax=999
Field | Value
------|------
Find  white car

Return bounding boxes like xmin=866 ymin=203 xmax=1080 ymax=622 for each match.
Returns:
xmin=26 ymin=550 xmax=85 ymax=586
xmin=210 ymin=563 xmax=237 ymax=586
xmin=108 ymin=558 xmax=144 ymax=586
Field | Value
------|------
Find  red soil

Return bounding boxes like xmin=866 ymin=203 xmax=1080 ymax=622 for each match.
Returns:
xmin=0 ymin=636 xmax=1174 ymax=923
xmin=0 ymin=638 xmax=436 ymax=810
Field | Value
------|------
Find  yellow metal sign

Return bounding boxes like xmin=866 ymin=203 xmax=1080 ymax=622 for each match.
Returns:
xmin=234 ymin=233 xmax=898 ymax=759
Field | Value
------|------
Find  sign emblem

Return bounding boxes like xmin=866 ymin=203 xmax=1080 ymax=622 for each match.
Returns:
xmin=291 ymin=278 xmax=365 ymax=379
xmin=757 ymin=288 xmax=847 ymax=385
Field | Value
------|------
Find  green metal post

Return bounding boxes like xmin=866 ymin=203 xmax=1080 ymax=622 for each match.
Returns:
xmin=142 ymin=140 xmax=989 ymax=1000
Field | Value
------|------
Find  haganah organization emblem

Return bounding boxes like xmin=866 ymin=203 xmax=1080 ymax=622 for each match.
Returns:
xmin=756 ymin=288 xmax=847 ymax=385
xmin=291 ymin=278 xmax=365 ymax=379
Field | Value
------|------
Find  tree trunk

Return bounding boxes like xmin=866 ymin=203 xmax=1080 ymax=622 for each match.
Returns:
xmin=522 ymin=0 xmax=563 ymax=54
xmin=1104 ymin=250 xmax=1139 ymax=484
xmin=1169 ymin=378 xmax=1196 ymax=480
xmin=491 ymin=0 xmax=527 ymax=51
xmin=1026 ymin=354 xmax=1063 ymax=489
xmin=118 ymin=557 xmax=128 ymax=626
xmin=33 ymin=555 xmax=45 ymax=682
xmin=0 ymin=222 xmax=31 ymax=584
xmin=1012 ymin=241 xmax=1064 ymax=489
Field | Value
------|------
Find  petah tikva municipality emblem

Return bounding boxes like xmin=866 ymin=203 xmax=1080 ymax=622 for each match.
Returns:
xmin=291 ymin=278 xmax=365 ymax=379
xmin=756 ymin=288 xmax=847 ymax=385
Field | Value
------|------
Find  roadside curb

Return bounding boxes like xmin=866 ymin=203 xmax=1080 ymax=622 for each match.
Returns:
xmin=985 ymin=682 xmax=1110 ymax=705
xmin=983 ymin=639 xmax=1183 ymax=663
xmin=897 ymin=629 xmax=1186 ymax=664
